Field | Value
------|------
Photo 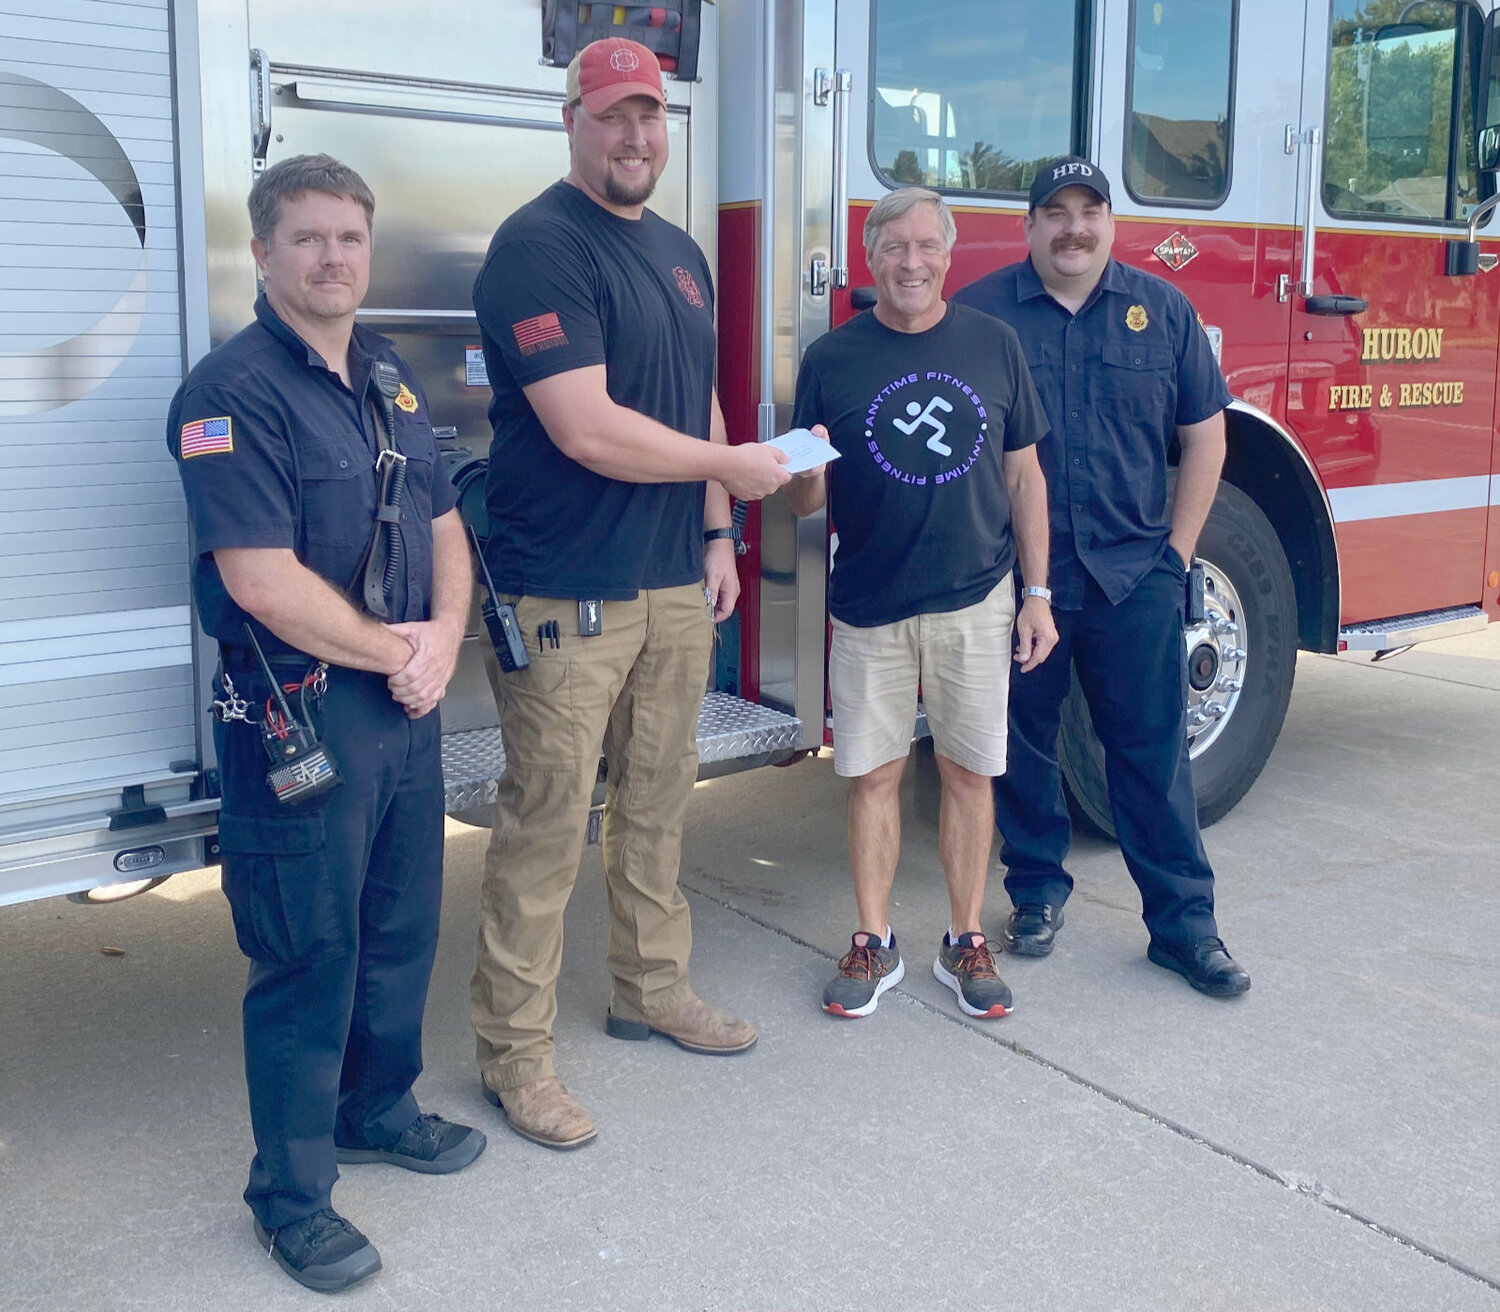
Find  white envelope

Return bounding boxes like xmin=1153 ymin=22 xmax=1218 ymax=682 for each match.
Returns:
xmin=768 ymin=428 xmax=841 ymax=475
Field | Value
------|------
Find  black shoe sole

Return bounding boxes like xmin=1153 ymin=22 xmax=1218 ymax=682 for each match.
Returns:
xmin=1146 ymin=943 xmax=1252 ymax=998
xmin=1003 ymin=934 xmax=1056 ymax=958
xmin=252 ymin=1219 xmax=381 ymax=1293
xmin=335 ymin=1126 xmax=487 ymax=1174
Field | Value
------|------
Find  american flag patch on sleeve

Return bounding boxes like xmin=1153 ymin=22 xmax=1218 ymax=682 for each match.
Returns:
xmin=180 ymin=416 xmax=234 ymax=458
xmin=512 ymin=312 xmax=568 ymax=357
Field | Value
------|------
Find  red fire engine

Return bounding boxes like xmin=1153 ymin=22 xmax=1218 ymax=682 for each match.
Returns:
xmin=3 ymin=0 xmax=1497 ymax=904
xmin=717 ymin=0 xmax=1500 ymax=832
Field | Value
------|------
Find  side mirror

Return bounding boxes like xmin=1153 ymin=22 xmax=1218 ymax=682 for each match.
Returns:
xmin=1479 ymin=124 xmax=1500 ymax=172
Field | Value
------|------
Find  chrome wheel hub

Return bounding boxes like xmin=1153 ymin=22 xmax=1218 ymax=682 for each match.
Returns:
xmin=1183 ymin=556 xmax=1247 ymax=759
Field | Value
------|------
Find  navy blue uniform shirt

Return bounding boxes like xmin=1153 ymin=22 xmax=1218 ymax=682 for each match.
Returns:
xmin=167 ymin=295 xmax=458 ymax=659
xmin=954 ymin=257 xmax=1229 ymax=609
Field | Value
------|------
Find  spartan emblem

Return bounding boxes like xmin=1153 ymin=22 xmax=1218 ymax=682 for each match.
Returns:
xmin=892 ymin=394 xmax=955 ymax=456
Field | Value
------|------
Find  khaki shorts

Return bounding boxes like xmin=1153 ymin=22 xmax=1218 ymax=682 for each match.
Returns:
xmin=829 ymin=579 xmax=1016 ymax=778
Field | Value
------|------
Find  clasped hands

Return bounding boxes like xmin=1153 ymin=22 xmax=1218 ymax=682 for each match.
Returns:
xmin=386 ymin=618 xmax=465 ymax=719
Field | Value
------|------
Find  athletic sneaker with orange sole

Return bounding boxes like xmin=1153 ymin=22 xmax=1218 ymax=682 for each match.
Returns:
xmin=823 ymin=931 xmax=905 ymax=1017
xmin=932 ymin=931 xmax=1012 ymax=1018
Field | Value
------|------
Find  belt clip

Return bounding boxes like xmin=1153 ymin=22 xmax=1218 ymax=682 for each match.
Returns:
xmin=211 ymin=670 xmax=249 ymax=723
xmin=308 ymin=662 xmax=329 ymax=701
xmin=375 ymin=448 xmax=407 ymax=476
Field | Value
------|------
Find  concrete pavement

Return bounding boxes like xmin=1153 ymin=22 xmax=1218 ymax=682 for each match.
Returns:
xmin=0 ymin=630 xmax=1496 ymax=1311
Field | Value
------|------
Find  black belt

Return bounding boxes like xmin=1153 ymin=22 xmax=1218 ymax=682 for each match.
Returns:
xmin=217 ymin=645 xmax=319 ymax=675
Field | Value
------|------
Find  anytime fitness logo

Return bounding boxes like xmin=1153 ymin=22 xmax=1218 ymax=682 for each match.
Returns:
xmin=864 ymin=371 xmax=988 ymax=485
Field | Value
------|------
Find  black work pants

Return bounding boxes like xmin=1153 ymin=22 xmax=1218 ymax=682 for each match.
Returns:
xmin=213 ymin=661 xmax=443 ymax=1230
xmin=993 ymin=554 xmax=1218 ymax=947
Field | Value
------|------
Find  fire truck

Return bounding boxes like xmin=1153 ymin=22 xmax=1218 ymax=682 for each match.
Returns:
xmin=3 ymin=0 xmax=1498 ymax=905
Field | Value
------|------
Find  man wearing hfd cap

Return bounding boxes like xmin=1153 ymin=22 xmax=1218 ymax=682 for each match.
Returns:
xmin=469 ymin=38 xmax=791 ymax=1150
xmin=954 ymin=157 xmax=1251 ymax=998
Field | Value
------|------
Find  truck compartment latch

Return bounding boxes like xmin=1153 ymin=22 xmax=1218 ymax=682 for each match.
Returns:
xmin=108 ymin=784 xmax=169 ymax=833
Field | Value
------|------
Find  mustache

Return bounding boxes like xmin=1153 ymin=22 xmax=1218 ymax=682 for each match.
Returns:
xmin=1051 ymin=236 xmax=1098 ymax=253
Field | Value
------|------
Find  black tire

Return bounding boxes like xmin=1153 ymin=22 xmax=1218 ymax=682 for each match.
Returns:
xmin=912 ymin=734 xmax=942 ymax=830
xmin=1060 ymin=481 xmax=1298 ymax=836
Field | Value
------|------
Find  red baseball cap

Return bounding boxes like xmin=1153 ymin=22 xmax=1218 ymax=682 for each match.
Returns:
xmin=566 ymin=38 xmax=667 ymax=113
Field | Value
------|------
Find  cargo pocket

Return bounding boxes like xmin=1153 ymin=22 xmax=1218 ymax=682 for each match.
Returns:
xmin=217 ymin=811 xmax=333 ymax=966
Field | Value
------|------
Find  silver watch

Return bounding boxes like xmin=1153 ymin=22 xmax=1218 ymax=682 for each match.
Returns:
xmin=1022 ymin=585 xmax=1052 ymax=603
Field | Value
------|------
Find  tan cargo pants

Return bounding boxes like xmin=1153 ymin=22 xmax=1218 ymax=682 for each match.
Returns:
xmin=470 ymin=583 xmax=714 ymax=1092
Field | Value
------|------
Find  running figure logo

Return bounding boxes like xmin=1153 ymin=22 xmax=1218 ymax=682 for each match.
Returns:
xmin=861 ymin=370 xmax=988 ymax=487
xmin=892 ymin=394 xmax=954 ymax=456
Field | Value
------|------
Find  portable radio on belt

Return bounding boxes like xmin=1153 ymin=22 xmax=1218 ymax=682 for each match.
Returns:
xmin=466 ymin=526 xmax=530 ymax=673
xmin=1186 ymin=561 xmax=1207 ymax=625
xmin=243 ymin=624 xmax=343 ymax=805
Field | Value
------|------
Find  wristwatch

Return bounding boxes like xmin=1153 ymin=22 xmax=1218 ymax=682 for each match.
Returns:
xmin=703 ymin=527 xmax=739 ymax=544
xmin=1022 ymin=585 xmax=1053 ymax=602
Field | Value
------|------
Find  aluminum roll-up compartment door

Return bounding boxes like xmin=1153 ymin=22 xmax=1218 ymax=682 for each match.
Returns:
xmin=0 ymin=0 xmax=204 ymax=904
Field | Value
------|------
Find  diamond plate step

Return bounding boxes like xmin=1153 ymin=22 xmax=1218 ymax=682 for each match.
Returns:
xmin=1338 ymin=605 xmax=1488 ymax=652
xmin=442 ymin=691 xmax=802 ymax=813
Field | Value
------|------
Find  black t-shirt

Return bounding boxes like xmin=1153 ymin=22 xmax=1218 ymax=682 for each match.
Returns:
xmin=792 ymin=301 xmax=1048 ymax=627
xmin=473 ymin=180 xmax=717 ymax=599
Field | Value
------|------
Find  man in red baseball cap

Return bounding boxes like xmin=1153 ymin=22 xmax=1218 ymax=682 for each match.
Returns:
xmin=566 ymin=35 xmax=669 ymax=114
xmin=557 ymin=37 xmax=672 ymax=210
xmin=468 ymin=38 xmax=792 ymax=1153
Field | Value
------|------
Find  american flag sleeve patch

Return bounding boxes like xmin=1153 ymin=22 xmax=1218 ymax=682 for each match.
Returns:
xmin=511 ymin=312 xmax=568 ymax=357
xmin=179 ymin=416 xmax=234 ymax=458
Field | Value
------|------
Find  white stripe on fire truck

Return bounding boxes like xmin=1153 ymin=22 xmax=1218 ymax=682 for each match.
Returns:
xmin=1327 ymin=476 xmax=1491 ymax=523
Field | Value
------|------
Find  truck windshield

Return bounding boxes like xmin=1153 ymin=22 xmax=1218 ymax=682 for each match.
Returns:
xmin=870 ymin=0 xmax=1090 ymax=196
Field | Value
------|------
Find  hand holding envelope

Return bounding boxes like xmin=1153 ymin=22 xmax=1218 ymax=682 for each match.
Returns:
xmin=768 ymin=426 xmax=840 ymax=476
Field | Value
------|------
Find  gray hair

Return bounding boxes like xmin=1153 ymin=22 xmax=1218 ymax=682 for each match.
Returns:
xmin=248 ymin=154 xmax=375 ymax=244
xmin=863 ymin=187 xmax=956 ymax=260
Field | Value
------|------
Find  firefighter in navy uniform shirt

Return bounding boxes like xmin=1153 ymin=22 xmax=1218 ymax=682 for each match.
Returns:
xmin=167 ymin=155 xmax=484 ymax=1294
xmin=954 ymin=158 xmax=1251 ymax=998
xmin=467 ymin=38 xmax=790 ymax=1153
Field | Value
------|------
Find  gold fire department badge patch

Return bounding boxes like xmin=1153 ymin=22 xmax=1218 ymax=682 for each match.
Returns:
xmin=1126 ymin=305 xmax=1149 ymax=332
xmin=394 ymin=383 xmax=418 ymax=413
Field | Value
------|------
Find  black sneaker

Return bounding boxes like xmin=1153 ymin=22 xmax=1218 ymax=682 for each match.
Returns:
xmin=933 ymin=932 xmax=1013 ymax=1018
xmin=1004 ymin=903 xmax=1063 ymax=957
xmin=823 ymin=931 xmax=904 ymax=1017
xmin=253 ymin=1208 xmax=381 ymax=1293
xmin=336 ymin=1112 xmax=487 ymax=1174
xmin=1147 ymin=936 xmax=1251 ymax=998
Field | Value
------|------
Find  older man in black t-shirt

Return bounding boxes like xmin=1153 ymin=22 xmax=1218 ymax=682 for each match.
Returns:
xmin=468 ymin=38 xmax=791 ymax=1152
xmin=787 ymin=188 xmax=1056 ymax=1021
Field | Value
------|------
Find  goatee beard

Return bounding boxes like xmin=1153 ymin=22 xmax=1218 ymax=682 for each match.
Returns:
xmin=605 ymin=172 xmax=657 ymax=207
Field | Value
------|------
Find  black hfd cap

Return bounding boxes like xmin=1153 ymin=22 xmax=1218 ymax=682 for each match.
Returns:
xmin=1029 ymin=156 xmax=1112 ymax=210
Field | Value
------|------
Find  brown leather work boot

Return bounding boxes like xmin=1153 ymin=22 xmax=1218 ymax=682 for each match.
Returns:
xmin=482 ymin=1076 xmax=597 ymax=1151
xmin=605 ymin=996 xmax=758 ymax=1055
